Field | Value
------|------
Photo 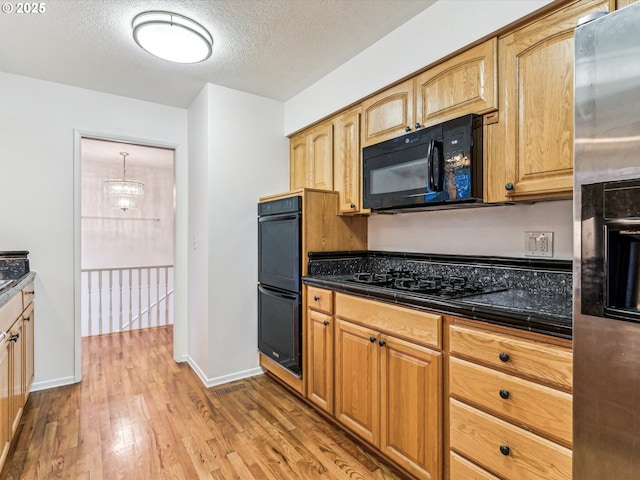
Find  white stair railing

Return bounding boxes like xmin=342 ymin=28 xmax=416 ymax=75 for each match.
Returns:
xmin=81 ymin=265 xmax=174 ymax=336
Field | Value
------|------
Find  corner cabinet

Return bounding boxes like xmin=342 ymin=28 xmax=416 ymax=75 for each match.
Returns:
xmin=0 ymin=280 xmax=35 ymax=472
xmin=486 ymin=0 xmax=614 ymax=202
xmin=334 ymin=293 xmax=442 ymax=480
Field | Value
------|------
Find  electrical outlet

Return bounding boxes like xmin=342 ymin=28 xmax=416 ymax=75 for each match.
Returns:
xmin=524 ymin=231 xmax=553 ymax=257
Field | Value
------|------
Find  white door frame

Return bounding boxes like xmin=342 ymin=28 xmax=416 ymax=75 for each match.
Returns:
xmin=73 ymin=130 xmax=188 ymax=382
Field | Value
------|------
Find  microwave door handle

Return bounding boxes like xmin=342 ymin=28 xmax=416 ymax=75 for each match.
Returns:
xmin=427 ymin=139 xmax=436 ymax=191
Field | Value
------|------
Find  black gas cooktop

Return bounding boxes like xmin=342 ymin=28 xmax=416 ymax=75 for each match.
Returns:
xmin=350 ymin=269 xmax=507 ymax=299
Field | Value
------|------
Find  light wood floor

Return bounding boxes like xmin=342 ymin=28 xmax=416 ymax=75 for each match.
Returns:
xmin=0 ymin=326 xmax=407 ymax=479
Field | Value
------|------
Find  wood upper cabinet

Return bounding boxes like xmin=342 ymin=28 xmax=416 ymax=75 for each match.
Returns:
xmin=289 ymin=120 xmax=334 ymax=190
xmin=486 ymin=0 xmax=614 ymax=202
xmin=415 ymin=38 xmax=498 ymax=128
xmin=333 ymin=107 xmax=365 ymax=214
xmin=362 ymin=79 xmax=414 ymax=147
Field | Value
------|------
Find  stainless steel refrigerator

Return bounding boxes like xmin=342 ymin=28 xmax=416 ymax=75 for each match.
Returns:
xmin=574 ymin=3 xmax=640 ymax=479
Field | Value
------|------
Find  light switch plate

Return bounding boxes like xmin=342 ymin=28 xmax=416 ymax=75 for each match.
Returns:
xmin=524 ymin=231 xmax=553 ymax=257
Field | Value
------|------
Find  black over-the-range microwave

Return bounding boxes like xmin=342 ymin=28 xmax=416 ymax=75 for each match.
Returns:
xmin=362 ymin=113 xmax=483 ymax=211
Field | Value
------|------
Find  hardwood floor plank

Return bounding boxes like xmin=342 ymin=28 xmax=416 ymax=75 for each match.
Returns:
xmin=0 ymin=326 xmax=412 ymax=480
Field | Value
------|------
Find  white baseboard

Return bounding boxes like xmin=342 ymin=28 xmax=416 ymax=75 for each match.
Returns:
xmin=30 ymin=376 xmax=77 ymax=392
xmin=185 ymin=356 xmax=264 ymax=388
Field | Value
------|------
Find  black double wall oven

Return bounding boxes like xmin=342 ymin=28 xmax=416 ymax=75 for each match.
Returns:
xmin=257 ymin=196 xmax=302 ymax=376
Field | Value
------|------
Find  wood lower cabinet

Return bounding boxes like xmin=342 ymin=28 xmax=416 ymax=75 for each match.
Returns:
xmin=0 ymin=281 xmax=35 ymax=472
xmin=334 ymin=293 xmax=442 ymax=480
xmin=447 ymin=317 xmax=573 ymax=480
xmin=486 ymin=0 xmax=614 ymax=202
xmin=306 ymin=286 xmax=334 ymax=414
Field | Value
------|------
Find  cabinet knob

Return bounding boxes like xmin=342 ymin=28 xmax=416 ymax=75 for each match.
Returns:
xmin=505 ymin=183 xmax=514 ymax=191
xmin=500 ymin=445 xmax=510 ymax=456
xmin=378 ymin=340 xmax=386 ymax=347
xmin=313 ymin=296 xmax=320 ymax=301
xmin=499 ymin=352 xmax=510 ymax=362
xmin=415 ymin=122 xmax=422 ymax=129
xmin=499 ymin=389 xmax=510 ymax=400
xmin=405 ymin=126 xmax=412 ymax=132
xmin=10 ymin=332 xmax=19 ymax=343
xmin=323 ymin=320 xmax=329 ymax=326
xmin=369 ymin=336 xmax=376 ymax=343
xmin=24 ymin=316 xmax=31 ymax=322
xmin=350 ymin=203 xmax=355 ymax=209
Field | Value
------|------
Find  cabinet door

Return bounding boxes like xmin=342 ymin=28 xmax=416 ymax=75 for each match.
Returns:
xmin=362 ymin=79 xmax=414 ymax=147
xmin=380 ymin=334 xmax=442 ymax=480
xmin=290 ymin=132 xmax=308 ymax=190
xmin=23 ymin=304 xmax=34 ymax=404
xmin=333 ymin=107 xmax=363 ymax=214
xmin=0 ymin=340 xmax=10 ymax=470
xmin=308 ymin=122 xmax=334 ymax=190
xmin=492 ymin=0 xmax=613 ymax=201
xmin=415 ymin=38 xmax=497 ymax=128
xmin=9 ymin=321 xmax=24 ymax=437
xmin=307 ymin=309 xmax=334 ymax=414
xmin=334 ymin=319 xmax=379 ymax=445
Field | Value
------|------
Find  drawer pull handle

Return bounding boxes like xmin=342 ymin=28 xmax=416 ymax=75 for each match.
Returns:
xmin=26 ymin=290 xmax=35 ymax=295
xmin=378 ymin=340 xmax=386 ymax=347
xmin=10 ymin=332 xmax=19 ymax=343
xmin=369 ymin=336 xmax=376 ymax=343
xmin=323 ymin=320 xmax=329 ymax=326
xmin=499 ymin=352 xmax=510 ymax=362
xmin=499 ymin=389 xmax=510 ymax=400
xmin=500 ymin=445 xmax=510 ymax=456
xmin=314 ymin=296 xmax=320 ymax=301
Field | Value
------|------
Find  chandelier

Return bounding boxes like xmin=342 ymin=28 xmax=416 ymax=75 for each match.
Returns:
xmin=103 ymin=152 xmax=144 ymax=211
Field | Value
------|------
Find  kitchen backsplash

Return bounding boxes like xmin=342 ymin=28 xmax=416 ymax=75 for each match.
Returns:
xmin=307 ymin=251 xmax=572 ymax=298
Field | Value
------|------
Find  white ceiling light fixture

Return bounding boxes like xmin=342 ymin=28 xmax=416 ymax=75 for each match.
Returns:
xmin=103 ymin=152 xmax=145 ymax=212
xmin=132 ymin=11 xmax=213 ymax=64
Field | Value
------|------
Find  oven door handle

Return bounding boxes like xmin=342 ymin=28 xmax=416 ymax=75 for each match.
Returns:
xmin=258 ymin=285 xmax=300 ymax=301
xmin=258 ymin=212 xmax=301 ymax=223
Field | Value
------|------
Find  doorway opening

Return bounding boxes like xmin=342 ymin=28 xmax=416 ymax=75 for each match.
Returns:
xmin=80 ymin=138 xmax=176 ymax=337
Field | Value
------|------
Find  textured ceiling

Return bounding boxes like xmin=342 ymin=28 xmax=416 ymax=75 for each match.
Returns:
xmin=0 ymin=0 xmax=436 ymax=108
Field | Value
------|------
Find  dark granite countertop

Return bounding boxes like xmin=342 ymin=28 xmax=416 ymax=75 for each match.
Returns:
xmin=0 ymin=251 xmax=34 ymax=310
xmin=304 ymin=251 xmax=573 ymax=339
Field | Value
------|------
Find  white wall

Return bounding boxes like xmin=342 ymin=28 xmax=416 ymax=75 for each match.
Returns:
xmin=81 ymin=152 xmax=175 ymax=269
xmin=187 ymin=83 xmax=288 ymax=386
xmin=284 ymin=0 xmax=572 ymax=261
xmin=0 ymin=71 xmax=188 ymax=389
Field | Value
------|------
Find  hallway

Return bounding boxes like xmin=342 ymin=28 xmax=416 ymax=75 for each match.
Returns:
xmin=0 ymin=327 xmax=405 ymax=479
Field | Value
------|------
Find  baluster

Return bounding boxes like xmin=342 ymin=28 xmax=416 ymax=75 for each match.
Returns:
xmin=147 ymin=267 xmax=151 ymax=329
xmin=156 ymin=266 xmax=161 ymax=327
xmin=138 ymin=267 xmax=142 ymax=331
xmin=119 ymin=269 xmax=123 ymax=332
xmin=129 ymin=268 xmax=133 ymax=331
xmin=108 ymin=270 xmax=113 ymax=334
xmin=98 ymin=270 xmax=103 ymax=335
xmin=165 ymin=266 xmax=169 ymax=325
xmin=87 ymin=271 xmax=92 ymax=337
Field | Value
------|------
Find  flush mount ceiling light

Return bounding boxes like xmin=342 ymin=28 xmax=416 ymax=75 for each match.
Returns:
xmin=103 ymin=152 xmax=145 ymax=212
xmin=132 ymin=11 xmax=213 ymax=64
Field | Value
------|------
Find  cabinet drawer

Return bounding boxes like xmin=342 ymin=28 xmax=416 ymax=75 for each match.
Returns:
xmin=0 ymin=294 xmax=22 ymax=333
xmin=449 ymin=324 xmax=572 ymax=390
xmin=307 ymin=286 xmax=333 ymax=314
xmin=450 ymin=451 xmax=500 ymax=480
xmin=21 ymin=281 xmax=34 ymax=310
xmin=336 ymin=293 xmax=441 ymax=349
xmin=449 ymin=357 xmax=572 ymax=445
xmin=450 ymin=399 xmax=571 ymax=480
